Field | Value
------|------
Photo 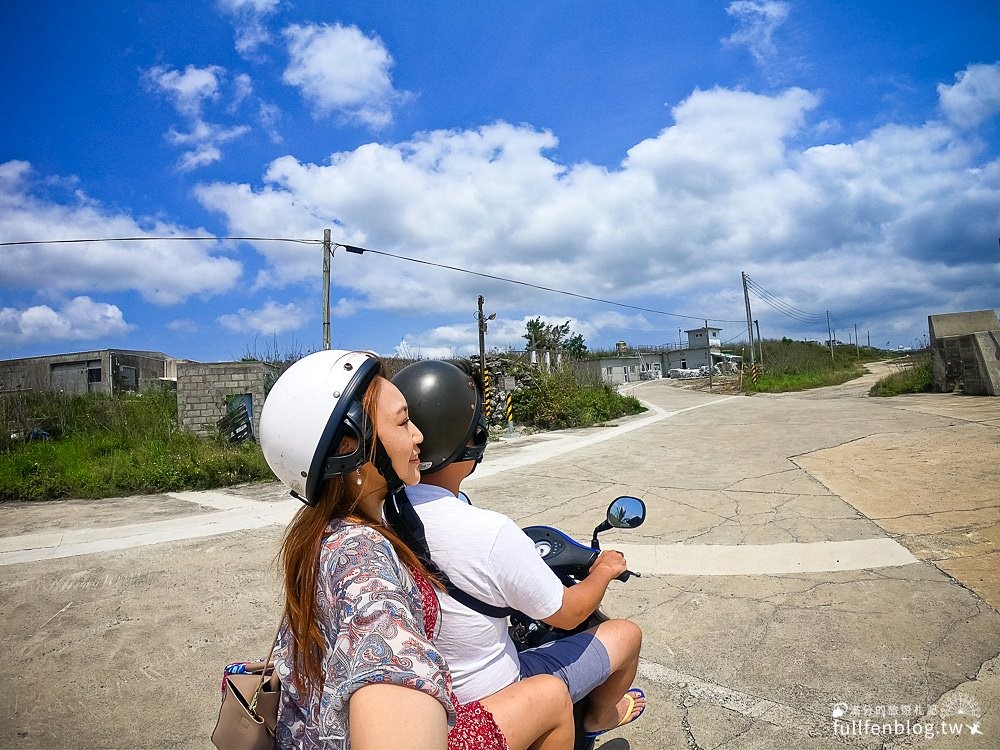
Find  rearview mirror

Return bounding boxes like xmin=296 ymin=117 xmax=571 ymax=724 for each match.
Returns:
xmin=607 ymin=496 xmax=646 ymax=529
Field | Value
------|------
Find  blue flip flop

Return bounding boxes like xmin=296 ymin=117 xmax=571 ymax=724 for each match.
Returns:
xmin=584 ymin=687 xmax=646 ymax=739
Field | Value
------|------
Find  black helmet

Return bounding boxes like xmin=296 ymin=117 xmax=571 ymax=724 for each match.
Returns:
xmin=391 ymin=359 xmax=488 ymax=473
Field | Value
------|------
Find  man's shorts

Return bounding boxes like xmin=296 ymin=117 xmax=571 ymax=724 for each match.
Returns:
xmin=518 ymin=632 xmax=611 ymax=702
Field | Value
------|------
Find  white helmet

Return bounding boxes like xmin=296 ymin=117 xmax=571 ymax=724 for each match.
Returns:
xmin=259 ymin=349 xmax=381 ymax=506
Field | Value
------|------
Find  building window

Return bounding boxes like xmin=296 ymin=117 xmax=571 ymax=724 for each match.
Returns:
xmin=120 ymin=365 xmax=138 ymax=390
xmin=87 ymin=367 xmax=102 ymax=383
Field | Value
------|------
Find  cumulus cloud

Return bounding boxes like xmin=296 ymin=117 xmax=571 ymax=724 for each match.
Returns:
xmin=938 ymin=62 xmax=1000 ymax=128
xmin=216 ymin=0 xmax=280 ymax=57
xmin=723 ymin=1 xmax=790 ymax=67
xmin=217 ymin=299 xmax=306 ymax=334
xmin=0 ymin=161 xmax=241 ymax=304
xmin=195 ymin=64 xmax=1000 ymax=350
xmin=282 ymin=22 xmax=411 ymax=128
xmin=0 ymin=296 xmax=133 ymax=345
xmin=145 ymin=64 xmax=253 ymax=171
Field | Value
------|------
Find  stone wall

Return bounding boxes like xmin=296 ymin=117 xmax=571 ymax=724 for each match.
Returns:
xmin=176 ymin=361 xmax=280 ymax=439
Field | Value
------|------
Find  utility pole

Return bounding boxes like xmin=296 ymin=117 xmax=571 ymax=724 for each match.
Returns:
xmin=855 ymin=323 xmax=860 ymax=358
xmin=826 ymin=310 xmax=834 ymax=361
xmin=322 ymin=228 xmax=331 ymax=350
xmin=476 ymin=296 xmax=495 ymax=382
xmin=706 ymin=319 xmax=713 ymax=390
xmin=867 ymin=330 xmax=871 ymax=349
xmin=741 ymin=272 xmax=756 ymax=369
xmin=754 ymin=319 xmax=764 ymax=369
xmin=477 ymin=295 xmax=486 ymax=381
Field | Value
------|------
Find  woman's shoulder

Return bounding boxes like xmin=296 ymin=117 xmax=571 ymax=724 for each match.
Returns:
xmin=321 ymin=520 xmax=406 ymax=582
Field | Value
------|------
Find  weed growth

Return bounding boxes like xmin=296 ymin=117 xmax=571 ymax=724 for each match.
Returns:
xmin=512 ymin=367 xmax=645 ymax=430
xmin=0 ymin=389 xmax=271 ymax=502
xmin=869 ymin=355 xmax=933 ymax=396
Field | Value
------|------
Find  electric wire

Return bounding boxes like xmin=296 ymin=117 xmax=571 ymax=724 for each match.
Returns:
xmin=743 ymin=275 xmax=827 ymax=324
xmin=0 ymin=234 xmax=744 ymax=325
xmin=337 ymin=244 xmax=745 ymax=323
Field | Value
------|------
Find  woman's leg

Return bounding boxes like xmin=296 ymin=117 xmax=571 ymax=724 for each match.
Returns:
xmin=479 ymin=674 xmax=574 ymax=750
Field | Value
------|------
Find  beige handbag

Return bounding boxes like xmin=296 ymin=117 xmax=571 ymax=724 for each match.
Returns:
xmin=211 ymin=630 xmax=282 ymax=750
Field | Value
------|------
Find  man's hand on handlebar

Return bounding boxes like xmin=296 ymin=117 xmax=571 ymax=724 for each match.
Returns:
xmin=589 ymin=550 xmax=628 ymax=580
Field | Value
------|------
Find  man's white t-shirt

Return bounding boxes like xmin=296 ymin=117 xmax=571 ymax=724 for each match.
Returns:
xmin=404 ymin=482 xmax=565 ymax=703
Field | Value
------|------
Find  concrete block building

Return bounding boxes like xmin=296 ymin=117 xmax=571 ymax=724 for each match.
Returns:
xmin=175 ymin=361 xmax=280 ymax=439
xmin=0 ymin=349 xmax=181 ymax=395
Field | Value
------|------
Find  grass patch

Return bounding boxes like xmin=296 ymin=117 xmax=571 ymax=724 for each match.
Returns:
xmin=869 ymin=355 xmax=933 ymax=397
xmin=0 ymin=389 xmax=272 ymax=502
xmin=740 ymin=340 xmax=894 ymax=394
xmin=513 ymin=367 xmax=646 ymax=430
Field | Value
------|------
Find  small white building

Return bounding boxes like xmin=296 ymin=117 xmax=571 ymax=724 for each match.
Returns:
xmin=585 ymin=327 xmax=736 ymax=385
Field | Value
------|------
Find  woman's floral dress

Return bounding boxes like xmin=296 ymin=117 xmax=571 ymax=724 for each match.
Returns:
xmin=273 ymin=520 xmax=507 ymax=750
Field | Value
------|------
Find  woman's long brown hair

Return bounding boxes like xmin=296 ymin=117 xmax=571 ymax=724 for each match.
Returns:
xmin=278 ymin=373 xmax=437 ymax=697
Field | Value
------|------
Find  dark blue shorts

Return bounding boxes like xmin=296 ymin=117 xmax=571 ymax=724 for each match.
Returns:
xmin=517 ymin=632 xmax=611 ymax=702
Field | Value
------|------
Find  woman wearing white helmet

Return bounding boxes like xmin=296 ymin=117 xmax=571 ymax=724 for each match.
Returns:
xmin=260 ymin=349 xmax=573 ymax=750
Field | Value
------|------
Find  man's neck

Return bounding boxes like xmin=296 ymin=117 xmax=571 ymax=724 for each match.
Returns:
xmin=420 ymin=462 xmax=468 ymax=497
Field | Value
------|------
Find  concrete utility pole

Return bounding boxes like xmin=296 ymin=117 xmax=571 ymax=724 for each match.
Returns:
xmin=826 ymin=310 xmax=834 ymax=361
xmin=741 ymin=272 xmax=756 ymax=368
xmin=706 ymin=319 xmax=713 ymax=391
xmin=477 ymin=295 xmax=486 ymax=380
xmin=754 ymin=319 xmax=764 ymax=369
xmin=476 ymin=296 xmax=495 ymax=382
xmin=322 ymin=228 xmax=331 ymax=350
xmin=855 ymin=323 xmax=860 ymax=358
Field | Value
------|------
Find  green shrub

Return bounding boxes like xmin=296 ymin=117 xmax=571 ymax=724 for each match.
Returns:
xmin=869 ymin=356 xmax=933 ymax=397
xmin=0 ymin=389 xmax=272 ymax=502
xmin=512 ymin=368 xmax=645 ymax=430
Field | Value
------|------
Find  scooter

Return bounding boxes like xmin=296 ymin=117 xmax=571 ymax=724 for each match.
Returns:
xmin=509 ymin=496 xmax=646 ymax=749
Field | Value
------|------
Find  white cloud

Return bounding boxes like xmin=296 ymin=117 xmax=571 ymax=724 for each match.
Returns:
xmin=216 ymin=0 xmax=280 ymax=57
xmin=0 ymin=296 xmax=133 ymax=345
xmin=145 ymin=64 xmax=253 ymax=171
xmin=282 ymin=22 xmax=410 ymax=128
xmin=938 ymin=62 xmax=1000 ymax=128
xmin=145 ymin=64 xmax=225 ymax=118
xmin=0 ymin=162 xmax=241 ymax=304
xmin=195 ymin=67 xmax=1000 ymax=351
xmin=217 ymin=299 xmax=306 ymax=334
xmin=723 ymin=1 xmax=790 ymax=66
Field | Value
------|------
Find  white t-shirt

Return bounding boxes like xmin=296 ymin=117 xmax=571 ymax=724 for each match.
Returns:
xmin=403 ymin=482 xmax=566 ymax=703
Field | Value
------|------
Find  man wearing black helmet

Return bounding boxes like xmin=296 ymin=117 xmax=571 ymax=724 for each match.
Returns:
xmin=388 ymin=359 xmax=645 ymax=739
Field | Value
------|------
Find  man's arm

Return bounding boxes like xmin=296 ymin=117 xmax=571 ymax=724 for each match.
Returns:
xmin=542 ymin=550 xmax=627 ymax=630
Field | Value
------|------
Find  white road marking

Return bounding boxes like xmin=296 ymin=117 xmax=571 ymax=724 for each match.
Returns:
xmin=616 ymin=538 xmax=919 ymax=576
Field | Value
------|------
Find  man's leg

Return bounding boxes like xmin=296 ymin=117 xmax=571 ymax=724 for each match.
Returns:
xmin=517 ymin=618 xmax=644 ymax=733
xmin=579 ymin=619 xmax=644 ymax=733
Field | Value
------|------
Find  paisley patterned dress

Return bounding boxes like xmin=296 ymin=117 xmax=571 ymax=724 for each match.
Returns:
xmin=273 ymin=520 xmax=507 ymax=750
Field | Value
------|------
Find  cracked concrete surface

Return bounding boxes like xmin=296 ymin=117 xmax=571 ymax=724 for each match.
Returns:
xmin=1 ymin=367 xmax=998 ymax=748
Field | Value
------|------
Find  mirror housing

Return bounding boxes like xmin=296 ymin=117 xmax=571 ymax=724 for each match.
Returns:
xmin=591 ymin=495 xmax=646 ymax=547
xmin=607 ymin=496 xmax=646 ymax=529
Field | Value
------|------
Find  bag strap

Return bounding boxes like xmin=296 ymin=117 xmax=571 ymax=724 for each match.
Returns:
xmin=385 ymin=488 xmax=520 ymax=620
xmin=247 ymin=623 xmax=282 ymax=717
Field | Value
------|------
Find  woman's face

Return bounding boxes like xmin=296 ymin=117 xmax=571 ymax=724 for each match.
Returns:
xmin=375 ymin=379 xmax=424 ymax=486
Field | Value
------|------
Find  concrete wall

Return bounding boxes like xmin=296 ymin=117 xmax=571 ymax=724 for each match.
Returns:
xmin=176 ymin=361 xmax=280 ymax=439
xmin=929 ymin=310 xmax=1000 ymax=395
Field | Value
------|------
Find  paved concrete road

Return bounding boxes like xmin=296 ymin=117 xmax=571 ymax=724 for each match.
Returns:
xmin=1 ymin=371 xmax=998 ymax=750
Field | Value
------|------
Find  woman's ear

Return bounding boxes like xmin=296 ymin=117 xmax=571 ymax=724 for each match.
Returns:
xmin=337 ymin=436 xmax=359 ymax=455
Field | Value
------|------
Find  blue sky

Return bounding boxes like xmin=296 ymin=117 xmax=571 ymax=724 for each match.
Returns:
xmin=1 ymin=1 xmax=998 ymax=362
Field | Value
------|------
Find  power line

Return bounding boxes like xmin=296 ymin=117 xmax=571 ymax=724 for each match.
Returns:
xmin=0 ymin=234 xmax=744 ymax=324
xmin=0 ymin=236 xmax=322 ymax=247
xmin=743 ymin=275 xmax=826 ymax=324
xmin=337 ymin=244 xmax=746 ymax=323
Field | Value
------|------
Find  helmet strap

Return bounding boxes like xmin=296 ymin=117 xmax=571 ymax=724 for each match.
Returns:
xmin=373 ymin=437 xmax=404 ymax=492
